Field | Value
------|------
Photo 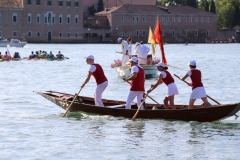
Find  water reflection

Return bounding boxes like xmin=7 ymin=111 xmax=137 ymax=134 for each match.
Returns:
xmin=123 ymin=121 xmax=145 ymax=138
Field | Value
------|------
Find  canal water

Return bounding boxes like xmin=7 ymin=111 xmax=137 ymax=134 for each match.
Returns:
xmin=0 ymin=43 xmax=240 ymax=159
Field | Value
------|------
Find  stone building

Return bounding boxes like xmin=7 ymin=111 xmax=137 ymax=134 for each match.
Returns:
xmin=0 ymin=0 xmax=217 ymax=43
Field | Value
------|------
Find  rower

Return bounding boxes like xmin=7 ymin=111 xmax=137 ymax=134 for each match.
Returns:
xmin=123 ymin=57 xmax=145 ymax=109
xmin=147 ymin=62 xmax=179 ymax=109
xmin=0 ymin=52 xmax=2 ymax=59
xmin=47 ymin=51 xmax=55 ymax=59
xmin=180 ymin=60 xmax=211 ymax=109
xmin=13 ymin=52 xmax=21 ymax=58
xmin=3 ymin=51 xmax=11 ymax=60
xmin=56 ymin=51 xmax=64 ymax=59
xmin=81 ymin=55 xmax=108 ymax=107
xmin=117 ymin=37 xmax=129 ymax=66
xmin=29 ymin=51 xmax=36 ymax=59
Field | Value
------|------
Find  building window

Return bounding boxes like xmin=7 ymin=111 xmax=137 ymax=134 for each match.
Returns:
xmin=67 ymin=15 xmax=71 ymax=24
xmin=0 ymin=31 xmax=2 ymax=37
xmin=66 ymin=0 xmax=71 ymax=7
xmin=37 ymin=32 xmax=40 ymax=37
xmin=178 ymin=17 xmax=181 ymax=22
xmin=121 ymin=16 xmax=124 ymax=22
xmin=206 ymin=17 xmax=209 ymax=23
xmin=166 ymin=17 xmax=169 ymax=22
xmin=74 ymin=1 xmax=79 ymax=7
xmin=172 ymin=30 xmax=175 ymax=36
xmin=195 ymin=30 xmax=198 ymax=36
xmin=59 ymin=15 xmax=62 ymax=24
xmin=67 ymin=32 xmax=70 ymax=37
xmin=132 ymin=16 xmax=135 ymax=22
xmin=59 ymin=32 xmax=62 ymax=37
xmin=37 ymin=14 xmax=40 ymax=23
xmin=189 ymin=17 xmax=192 ymax=23
xmin=195 ymin=17 xmax=198 ymax=23
xmin=27 ymin=0 xmax=31 ymax=5
xmin=28 ymin=13 xmax=32 ymax=23
xmin=36 ymin=0 xmax=40 ymax=5
xmin=172 ymin=17 xmax=175 ymax=22
xmin=206 ymin=30 xmax=209 ymax=36
xmin=161 ymin=30 xmax=164 ymax=36
xmin=201 ymin=17 xmax=204 ymax=23
xmin=47 ymin=0 xmax=52 ymax=6
xmin=12 ymin=13 xmax=17 ymax=23
xmin=143 ymin=16 xmax=146 ymax=22
xmin=183 ymin=17 xmax=186 ymax=23
xmin=13 ymin=31 xmax=17 ymax=37
xmin=28 ymin=32 xmax=32 ymax=37
xmin=75 ymin=15 xmax=78 ymax=24
xmin=136 ymin=17 xmax=139 ymax=22
xmin=44 ymin=16 xmax=47 ymax=23
xmin=183 ymin=30 xmax=187 ymax=36
xmin=59 ymin=0 xmax=63 ymax=6
xmin=136 ymin=30 xmax=139 ymax=36
xmin=120 ymin=32 xmax=125 ymax=36
xmin=161 ymin=17 xmax=164 ymax=22
xmin=52 ymin=17 xmax=55 ymax=24
xmin=142 ymin=30 xmax=146 ymax=36
xmin=75 ymin=32 xmax=78 ymax=37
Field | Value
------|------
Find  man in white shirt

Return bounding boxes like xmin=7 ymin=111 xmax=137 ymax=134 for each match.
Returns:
xmin=134 ymin=42 xmax=149 ymax=65
xmin=118 ymin=37 xmax=129 ymax=66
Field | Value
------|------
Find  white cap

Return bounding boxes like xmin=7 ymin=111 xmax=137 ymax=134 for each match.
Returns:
xmin=188 ymin=60 xmax=196 ymax=66
xmin=156 ymin=62 xmax=165 ymax=67
xmin=117 ymin=38 xmax=122 ymax=43
xmin=84 ymin=55 xmax=94 ymax=60
xmin=135 ymin=42 xmax=140 ymax=46
xmin=129 ymin=57 xmax=138 ymax=63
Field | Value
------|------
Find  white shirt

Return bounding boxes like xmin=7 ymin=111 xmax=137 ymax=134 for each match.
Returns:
xmin=141 ymin=44 xmax=150 ymax=54
xmin=89 ymin=63 xmax=96 ymax=73
xmin=131 ymin=65 xmax=139 ymax=74
xmin=121 ymin=40 xmax=129 ymax=55
xmin=160 ymin=71 xmax=167 ymax=78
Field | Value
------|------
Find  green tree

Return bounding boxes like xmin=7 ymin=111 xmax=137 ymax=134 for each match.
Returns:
xmin=232 ymin=5 xmax=240 ymax=28
xmin=186 ymin=0 xmax=197 ymax=8
xmin=97 ymin=0 xmax=104 ymax=12
xmin=210 ymin=0 xmax=216 ymax=13
xmin=88 ymin=4 xmax=96 ymax=15
xmin=205 ymin=0 xmax=209 ymax=11
xmin=157 ymin=0 xmax=186 ymax=6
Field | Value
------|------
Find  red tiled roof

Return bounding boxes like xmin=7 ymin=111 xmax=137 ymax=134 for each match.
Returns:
xmin=0 ymin=0 xmax=23 ymax=8
xmin=112 ymin=5 xmax=169 ymax=14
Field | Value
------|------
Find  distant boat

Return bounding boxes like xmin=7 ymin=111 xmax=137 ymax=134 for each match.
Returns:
xmin=0 ymin=37 xmax=27 ymax=47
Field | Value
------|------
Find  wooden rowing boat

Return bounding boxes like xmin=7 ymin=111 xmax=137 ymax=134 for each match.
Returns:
xmin=35 ymin=91 xmax=240 ymax=122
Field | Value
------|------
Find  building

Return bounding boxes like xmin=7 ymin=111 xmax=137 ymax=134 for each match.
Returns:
xmin=0 ymin=1 xmax=217 ymax=43
xmin=94 ymin=5 xmax=217 ymax=43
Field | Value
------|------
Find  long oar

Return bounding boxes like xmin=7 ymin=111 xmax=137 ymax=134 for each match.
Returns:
xmin=174 ymin=74 xmax=239 ymax=117
xmin=63 ymin=87 xmax=83 ymax=117
xmin=116 ymin=51 xmax=147 ymax=60
xmin=132 ymin=92 xmax=150 ymax=121
xmin=122 ymin=78 xmax=160 ymax=105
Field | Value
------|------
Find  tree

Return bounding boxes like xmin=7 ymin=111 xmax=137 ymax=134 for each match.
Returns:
xmin=97 ymin=0 xmax=104 ymax=12
xmin=232 ymin=5 xmax=240 ymax=28
xmin=88 ymin=5 xmax=96 ymax=15
xmin=157 ymin=0 xmax=186 ymax=6
xmin=205 ymin=0 xmax=209 ymax=12
xmin=186 ymin=0 xmax=197 ymax=8
xmin=209 ymin=0 xmax=216 ymax=13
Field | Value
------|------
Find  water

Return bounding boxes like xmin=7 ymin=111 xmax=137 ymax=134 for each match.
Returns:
xmin=0 ymin=43 xmax=240 ymax=159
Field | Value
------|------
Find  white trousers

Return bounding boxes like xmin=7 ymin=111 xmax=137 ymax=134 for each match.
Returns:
xmin=122 ymin=54 xmax=130 ymax=66
xmin=126 ymin=91 xmax=144 ymax=109
xmin=94 ymin=81 xmax=108 ymax=107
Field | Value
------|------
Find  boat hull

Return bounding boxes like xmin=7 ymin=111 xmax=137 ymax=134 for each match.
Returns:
xmin=36 ymin=91 xmax=240 ymax=122
xmin=0 ymin=42 xmax=27 ymax=47
xmin=115 ymin=65 xmax=158 ymax=78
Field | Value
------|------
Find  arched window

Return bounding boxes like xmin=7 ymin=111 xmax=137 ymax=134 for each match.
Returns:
xmin=75 ymin=15 xmax=78 ymax=24
xmin=37 ymin=14 xmax=40 ymax=23
xmin=28 ymin=13 xmax=32 ymax=23
xmin=67 ymin=15 xmax=71 ymax=24
xmin=59 ymin=14 xmax=63 ymax=24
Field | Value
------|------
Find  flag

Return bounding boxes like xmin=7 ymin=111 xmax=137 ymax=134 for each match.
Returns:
xmin=148 ymin=26 xmax=156 ymax=56
xmin=152 ymin=17 xmax=167 ymax=65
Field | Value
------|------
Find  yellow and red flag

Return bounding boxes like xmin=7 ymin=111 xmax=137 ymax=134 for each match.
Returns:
xmin=152 ymin=17 xmax=167 ymax=65
xmin=148 ymin=26 xmax=156 ymax=56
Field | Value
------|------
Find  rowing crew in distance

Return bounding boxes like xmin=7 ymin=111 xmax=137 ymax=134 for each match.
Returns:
xmin=28 ymin=50 xmax=68 ymax=60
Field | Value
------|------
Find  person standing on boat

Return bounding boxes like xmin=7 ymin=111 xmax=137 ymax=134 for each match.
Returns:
xmin=147 ymin=62 xmax=178 ymax=109
xmin=81 ymin=55 xmax=108 ymax=107
xmin=140 ymin=41 xmax=150 ymax=64
xmin=123 ymin=57 xmax=145 ymax=109
xmin=127 ymin=37 xmax=132 ymax=58
xmin=134 ymin=42 xmax=149 ymax=65
xmin=180 ymin=60 xmax=211 ymax=108
xmin=118 ymin=37 xmax=129 ymax=66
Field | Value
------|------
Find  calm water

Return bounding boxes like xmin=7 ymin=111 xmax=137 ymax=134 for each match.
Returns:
xmin=0 ymin=43 xmax=240 ymax=160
